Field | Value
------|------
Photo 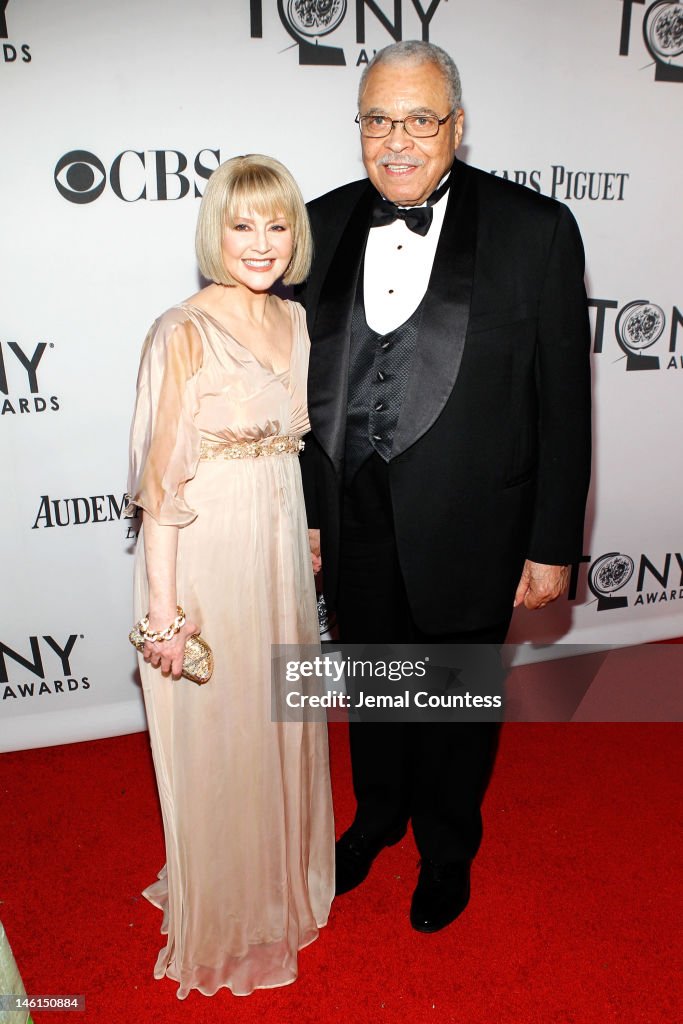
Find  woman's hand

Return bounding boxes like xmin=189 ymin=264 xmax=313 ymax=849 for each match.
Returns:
xmin=143 ymin=618 xmax=200 ymax=679
xmin=139 ymin=511 xmax=193 ymax=679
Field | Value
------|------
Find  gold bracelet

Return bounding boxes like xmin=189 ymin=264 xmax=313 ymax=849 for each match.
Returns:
xmin=136 ymin=606 xmax=186 ymax=643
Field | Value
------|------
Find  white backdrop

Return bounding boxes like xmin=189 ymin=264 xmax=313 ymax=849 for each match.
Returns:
xmin=1 ymin=0 xmax=681 ymax=751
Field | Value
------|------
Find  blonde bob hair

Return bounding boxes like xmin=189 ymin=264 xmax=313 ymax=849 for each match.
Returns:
xmin=195 ymin=154 xmax=312 ymax=286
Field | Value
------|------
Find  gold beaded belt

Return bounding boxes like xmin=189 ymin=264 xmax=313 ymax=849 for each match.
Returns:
xmin=199 ymin=436 xmax=304 ymax=461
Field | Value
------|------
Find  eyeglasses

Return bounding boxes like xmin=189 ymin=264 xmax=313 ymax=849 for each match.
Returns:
xmin=355 ymin=111 xmax=454 ymax=138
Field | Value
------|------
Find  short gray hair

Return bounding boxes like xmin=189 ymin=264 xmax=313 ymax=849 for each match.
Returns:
xmin=358 ymin=40 xmax=462 ymax=111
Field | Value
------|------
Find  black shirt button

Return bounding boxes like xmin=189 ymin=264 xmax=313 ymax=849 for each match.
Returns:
xmin=377 ymin=370 xmax=386 ymax=382
xmin=372 ymin=434 xmax=383 ymax=442
xmin=380 ymin=340 xmax=391 ymax=350
xmin=375 ymin=402 xmax=384 ymax=411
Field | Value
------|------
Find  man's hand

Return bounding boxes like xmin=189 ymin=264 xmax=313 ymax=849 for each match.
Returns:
xmin=308 ymin=529 xmax=322 ymax=575
xmin=514 ymin=560 xmax=569 ymax=610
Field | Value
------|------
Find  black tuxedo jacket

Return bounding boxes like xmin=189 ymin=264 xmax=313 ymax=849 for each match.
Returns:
xmin=299 ymin=159 xmax=591 ymax=632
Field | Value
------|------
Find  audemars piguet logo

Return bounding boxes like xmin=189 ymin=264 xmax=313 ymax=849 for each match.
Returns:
xmin=618 ymin=0 xmax=683 ymax=83
xmin=31 ymin=492 xmax=140 ymax=541
xmin=249 ymin=0 xmax=447 ymax=67
xmin=489 ymin=166 xmax=630 ymax=203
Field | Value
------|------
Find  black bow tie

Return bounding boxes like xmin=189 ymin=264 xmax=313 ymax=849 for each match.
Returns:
xmin=371 ymin=200 xmax=433 ymax=235
xmin=370 ymin=172 xmax=452 ymax=236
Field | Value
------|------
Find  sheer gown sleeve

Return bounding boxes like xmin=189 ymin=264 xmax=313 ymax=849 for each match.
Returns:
xmin=126 ymin=312 xmax=203 ymax=527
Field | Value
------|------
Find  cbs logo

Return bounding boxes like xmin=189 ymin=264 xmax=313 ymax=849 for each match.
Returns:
xmin=53 ymin=149 xmax=221 ymax=204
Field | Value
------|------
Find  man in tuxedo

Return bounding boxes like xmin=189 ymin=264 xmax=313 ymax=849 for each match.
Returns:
xmin=299 ymin=40 xmax=591 ymax=932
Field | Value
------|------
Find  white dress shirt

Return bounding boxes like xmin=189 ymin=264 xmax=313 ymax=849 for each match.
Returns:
xmin=363 ymin=189 xmax=449 ymax=335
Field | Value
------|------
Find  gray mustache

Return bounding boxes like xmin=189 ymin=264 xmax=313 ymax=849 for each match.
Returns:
xmin=376 ymin=157 xmax=423 ymax=167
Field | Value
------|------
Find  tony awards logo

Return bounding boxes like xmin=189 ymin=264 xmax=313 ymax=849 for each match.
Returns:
xmin=587 ymin=553 xmax=635 ymax=610
xmin=571 ymin=549 xmax=683 ymax=610
xmin=588 ymin=297 xmax=682 ymax=371
xmin=615 ymin=300 xmax=665 ymax=370
xmin=644 ymin=1 xmax=683 ymax=79
xmin=280 ymin=0 xmax=347 ymax=64
xmin=287 ymin=0 xmax=347 ymax=33
xmin=0 ymin=340 xmax=59 ymax=416
xmin=619 ymin=0 xmax=683 ymax=83
xmin=1 ymin=0 xmax=32 ymax=64
xmin=250 ymin=0 xmax=445 ymax=67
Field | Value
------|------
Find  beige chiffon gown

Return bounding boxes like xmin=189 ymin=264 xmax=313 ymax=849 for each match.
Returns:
xmin=126 ymin=300 xmax=334 ymax=999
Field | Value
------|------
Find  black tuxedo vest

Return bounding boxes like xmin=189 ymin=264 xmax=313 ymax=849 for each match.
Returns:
xmin=345 ymin=273 xmax=424 ymax=483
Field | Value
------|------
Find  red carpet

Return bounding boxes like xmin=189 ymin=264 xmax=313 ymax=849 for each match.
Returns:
xmin=1 ymin=721 xmax=680 ymax=1023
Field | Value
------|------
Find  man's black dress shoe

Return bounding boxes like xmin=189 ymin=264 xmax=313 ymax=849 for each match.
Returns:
xmin=335 ymin=824 xmax=407 ymax=896
xmin=410 ymin=859 xmax=471 ymax=933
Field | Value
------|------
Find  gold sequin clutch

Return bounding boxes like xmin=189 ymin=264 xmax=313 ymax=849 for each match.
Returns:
xmin=128 ymin=628 xmax=214 ymax=685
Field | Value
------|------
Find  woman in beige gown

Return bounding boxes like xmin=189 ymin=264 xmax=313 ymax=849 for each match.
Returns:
xmin=126 ymin=155 xmax=334 ymax=999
